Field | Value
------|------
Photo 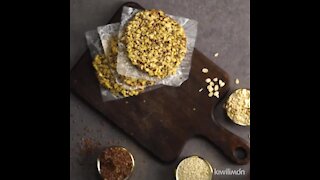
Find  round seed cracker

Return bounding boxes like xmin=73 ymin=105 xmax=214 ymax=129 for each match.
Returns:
xmin=124 ymin=10 xmax=187 ymax=78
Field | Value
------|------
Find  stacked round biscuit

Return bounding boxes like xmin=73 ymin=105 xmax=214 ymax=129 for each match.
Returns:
xmin=93 ymin=36 xmax=153 ymax=97
xmin=124 ymin=10 xmax=187 ymax=78
xmin=93 ymin=9 xmax=187 ymax=97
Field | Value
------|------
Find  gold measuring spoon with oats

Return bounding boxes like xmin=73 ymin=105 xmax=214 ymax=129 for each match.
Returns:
xmin=224 ymin=88 xmax=250 ymax=126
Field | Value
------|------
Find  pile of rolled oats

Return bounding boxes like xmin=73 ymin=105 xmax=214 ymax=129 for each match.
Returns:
xmin=225 ymin=89 xmax=250 ymax=126
xmin=124 ymin=10 xmax=187 ymax=78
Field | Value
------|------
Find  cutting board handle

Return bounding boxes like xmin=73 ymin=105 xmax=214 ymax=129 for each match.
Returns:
xmin=200 ymin=120 xmax=250 ymax=164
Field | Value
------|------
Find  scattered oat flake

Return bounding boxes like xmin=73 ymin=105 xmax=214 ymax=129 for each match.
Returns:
xmin=193 ymin=108 xmax=196 ymax=111
xmin=208 ymin=92 xmax=214 ymax=97
xmin=202 ymin=68 xmax=209 ymax=73
xmin=235 ymin=78 xmax=240 ymax=84
xmin=199 ymin=88 xmax=203 ymax=92
xmin=214 ymin=52 xmax=219 ymax=57
xmin=213 ymin=78 xmax=218 ymax=82
xmin=205 ymin=78 xmax=211 ymax=83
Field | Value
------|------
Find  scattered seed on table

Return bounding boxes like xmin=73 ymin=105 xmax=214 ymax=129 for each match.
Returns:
xmin=213 ymin=78 xmax=218 ymax=82
xmin=214 ymin=52 xmax=219 ymax=57
xmin=209 ymin=82 xmax=214 ymax=86
xmin=235 ymin=78 xmax=240 ymax=84
xmin=199 ymin=88 xmax=203 ymax=92
xmin=208 ymin=92 xmax=214 ymax=97
xmin=213 ymin=91 xmax=219 ymax=98
xmin=207 ymin=85 xmax=214 ymax=92
xmin=193 ymin=108 xmax=196 ymax=111
xmin=125 ymin=101 xmax=129 ymax=104
xmin=202 ymin=68 xmax=209 ymax=73
xmin=205 ymin=78 xmax=211 ymax=83
xmin=219 ymin=80 xmax=225 ymax=87
xmin=214 ymin=85 xmax=219 ymax=91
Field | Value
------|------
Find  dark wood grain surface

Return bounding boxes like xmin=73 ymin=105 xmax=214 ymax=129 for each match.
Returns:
xmin=70 ymin=2 xmax=250 ymax=165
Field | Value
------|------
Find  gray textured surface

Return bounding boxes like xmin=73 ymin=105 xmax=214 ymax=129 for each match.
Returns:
xmin=70 ymin=0 xmax=250 ymax=179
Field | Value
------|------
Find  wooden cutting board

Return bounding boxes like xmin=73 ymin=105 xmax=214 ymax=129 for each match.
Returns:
xmin=70 ymin=2 xmax=250 ymax=165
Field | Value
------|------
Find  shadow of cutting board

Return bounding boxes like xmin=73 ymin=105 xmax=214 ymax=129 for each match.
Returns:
xmin=70 ymin=2 xmax=250 ymax=164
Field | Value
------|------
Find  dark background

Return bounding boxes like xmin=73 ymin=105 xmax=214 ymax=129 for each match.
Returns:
xmin=70 ymin=0 xmax=250 ymax=179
